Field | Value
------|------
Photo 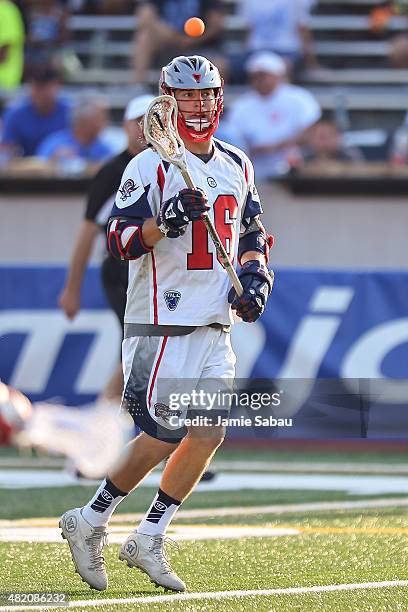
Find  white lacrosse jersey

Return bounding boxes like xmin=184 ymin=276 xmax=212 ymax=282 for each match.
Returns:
xmin=110 ymin=138 xmax=263 ymax=327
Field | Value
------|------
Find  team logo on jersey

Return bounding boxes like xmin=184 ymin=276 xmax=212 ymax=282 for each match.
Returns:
xmin=164 ymin=290 xmax=181 ymax=311
xmin=119 ymin=178 xmax=138 ymax=201
xmin=207 ymin=176 xmax=217 ymax=188
xmin=154 ymin=403 xmax=182 ymax=423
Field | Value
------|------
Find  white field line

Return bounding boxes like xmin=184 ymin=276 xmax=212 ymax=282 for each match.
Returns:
xmin=166 ymin=496 xmax=408 ymax=518
xmin=2 ymin=496 xmax=408 ymax=529
xmin=112 ymin=496 xmax=408 ymax=521
xmin=2 ymin=457 xmax=408 ymax=474
xmin=0 ymin=524 xmax=300 ymax=543
xmin=5 ymin=469 xmax=408 ymax=494
xmin=1 ymin=581 xmax=408 ymax=611
xmin=213 ymin=461 xmax=408 ymax=474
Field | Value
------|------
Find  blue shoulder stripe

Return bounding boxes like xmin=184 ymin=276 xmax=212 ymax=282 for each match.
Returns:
xmin=214 ymin=140 xmax=244 ymax=171
xmin=109 ymin=184 xmax=152 ymax=219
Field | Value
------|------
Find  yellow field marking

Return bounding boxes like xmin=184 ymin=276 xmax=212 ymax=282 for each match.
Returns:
xmin=167 ymin=524 xmax=408 ymax=536
xmin=1 ymin=521 xmax=408 ymax=537
xmin=2 ymin=496 xmax=408 ymax=529
xmin=170 ymin=524 xmax=408 ymax=536
xmin=0 ymin=518 xmax=58 ymax=528
xmin=1 ymin=521 xmax=408 ymax=543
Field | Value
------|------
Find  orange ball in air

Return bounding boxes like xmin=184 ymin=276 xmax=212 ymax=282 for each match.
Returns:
xmin=184 ymin=17 xmax=205 ymax=37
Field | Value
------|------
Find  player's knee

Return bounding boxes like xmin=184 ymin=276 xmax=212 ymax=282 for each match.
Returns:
xmin=186 ymin=425 xmax=226 ymax=452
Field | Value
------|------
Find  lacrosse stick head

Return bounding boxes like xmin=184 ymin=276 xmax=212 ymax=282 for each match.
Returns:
xmin=144 ymin=95 xmax=187 ymax=170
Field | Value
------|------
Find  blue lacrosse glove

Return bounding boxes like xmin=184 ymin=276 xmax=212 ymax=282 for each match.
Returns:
xmin=228 ymin=260 xmax=274 ymax=323
xmin=157 ymin=188 xmax=210 ymax=238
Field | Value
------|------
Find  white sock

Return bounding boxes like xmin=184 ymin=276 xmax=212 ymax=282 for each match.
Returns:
xmin=137 ymin=488 xmax=181 ymax=536
xmin=81 ymin=478 xmax=128 ymax=527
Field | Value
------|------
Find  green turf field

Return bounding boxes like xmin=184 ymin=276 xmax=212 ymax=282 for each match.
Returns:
xmin=1 ymin=447 xmax=408 ymax=611
xmin=1 ymin=506 xmax=408 ymax=611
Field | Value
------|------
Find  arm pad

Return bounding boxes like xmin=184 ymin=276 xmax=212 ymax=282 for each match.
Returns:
xmin=107 ymin=217 xmax=152 ymax=260
xmin=238 ymin=217 xmax=274 ymax=265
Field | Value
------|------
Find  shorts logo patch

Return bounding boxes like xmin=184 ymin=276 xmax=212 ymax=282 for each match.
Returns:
xmin=207 ymin=176 xmax=217 ymax=188
xmin=154 ymin=403 xmax=182 ymax=423
xmin=164 ymin=290 xmax=181 ymax=311
xmin=119 ymin=178 xmax=138 ymax=201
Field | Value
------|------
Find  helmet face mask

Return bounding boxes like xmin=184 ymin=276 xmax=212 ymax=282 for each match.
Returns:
xmin=160 ymin=55 xmax=224 ymax=142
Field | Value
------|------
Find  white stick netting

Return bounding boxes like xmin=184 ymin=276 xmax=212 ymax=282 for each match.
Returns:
xmin=144 ymin=95 xmax=185 ymax=164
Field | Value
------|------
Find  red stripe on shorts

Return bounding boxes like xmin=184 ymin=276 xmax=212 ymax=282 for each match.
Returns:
xmin=147 ymin=336 xmax=168 ymax=408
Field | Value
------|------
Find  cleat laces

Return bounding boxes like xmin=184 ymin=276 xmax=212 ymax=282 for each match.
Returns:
xmin=86 ymin=528 xmax=108 ymax=571
xmin=151 ymin=536 xmax=179 ymax=575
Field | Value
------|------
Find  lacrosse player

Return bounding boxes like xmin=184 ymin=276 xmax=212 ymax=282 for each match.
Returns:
xmin=60 ymin=55 xmax=274 ymax=593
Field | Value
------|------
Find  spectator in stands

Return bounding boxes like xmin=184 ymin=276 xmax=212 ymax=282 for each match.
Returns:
xmin=132 ymin=0 xmax=225 ymax=87
xmin=0 ymin=65 xmax=71 ymax=157
xmin=0 ymin=0 xmax=25 ymax=90
xmin=300 ymin=120 xmax=364 ymax=165
xmin=25 ymin=0 xmax=69 ymax=69
xmin=389 ymin=34 xmax=408 ymax=68
xmin=229 ymin=0 xmax=318 ymax=83
xmin=79 ymin=0 xmax=134 ymax=13
xmin=226 ymin=52 xmax=321 ymax=180
xmin=389 ymin=122 xmax=408 ymax=166
xmin=36 ymin=94 xmax=113 ymax=165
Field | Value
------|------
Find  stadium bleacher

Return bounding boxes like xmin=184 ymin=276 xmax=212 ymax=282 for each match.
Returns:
xmin=1 ymin=0 xmax=407 ymax=167
xmin=59 ymin=0 xmax=408 ymax=132
xmin=1 ymin=1 xmax=406 ymax=126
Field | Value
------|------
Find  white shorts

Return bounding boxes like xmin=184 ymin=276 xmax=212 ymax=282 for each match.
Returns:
xmin=122 ymin=327 xmax=236 ymax=442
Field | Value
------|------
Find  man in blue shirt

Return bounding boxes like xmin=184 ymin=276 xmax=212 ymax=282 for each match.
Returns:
xmin=1 ymin=65 xmax=71 ymax=157
xmin=36 ymin=94 xmax=114 ymax=164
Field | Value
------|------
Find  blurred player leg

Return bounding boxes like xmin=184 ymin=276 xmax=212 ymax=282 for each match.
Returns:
xmin=98 ymin=363 xmax=124 ymax=404
xmin=99 ymin=256 xmax=128 ymax=403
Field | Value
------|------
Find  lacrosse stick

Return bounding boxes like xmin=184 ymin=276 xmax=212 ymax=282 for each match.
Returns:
xmin=0 ymin=381 xmax=132 ymax=478
xmin=144 ymin=95 xmax=243 ymax=297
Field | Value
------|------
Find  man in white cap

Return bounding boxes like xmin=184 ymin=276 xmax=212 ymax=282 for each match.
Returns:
xmin=227 ymin=51 xmax=321 ymax=180
xmin=59 ymin=94 xmax=154 ymax=402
